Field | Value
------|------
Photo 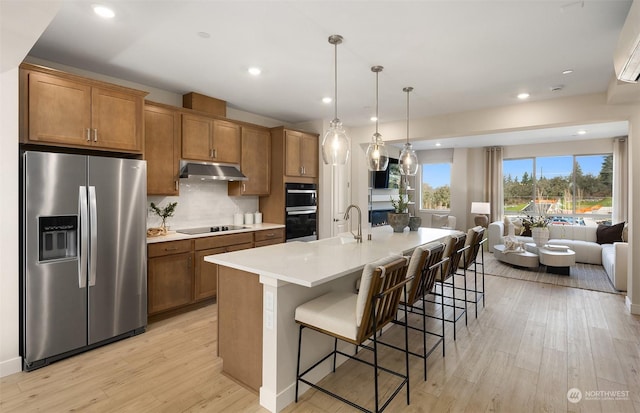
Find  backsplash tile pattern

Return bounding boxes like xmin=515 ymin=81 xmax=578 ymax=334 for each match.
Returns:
xmin=147 ymin=179 xmax=258 ymax=230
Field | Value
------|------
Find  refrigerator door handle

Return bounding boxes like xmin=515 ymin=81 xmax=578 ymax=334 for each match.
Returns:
xmin=79 ymin=186 xmax=88 ymax=288
xmin=88 ymin=186 xmax=98 ymax=287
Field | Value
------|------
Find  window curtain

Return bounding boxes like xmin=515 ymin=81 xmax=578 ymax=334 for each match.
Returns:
xmin=613 ymin=137 xmax=628 ymax=223
xmin=484 ymin=147 xmax=503 ymax=222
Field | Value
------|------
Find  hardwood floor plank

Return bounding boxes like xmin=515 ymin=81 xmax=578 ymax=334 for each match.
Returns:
xmin=2 ymin=274 xmax=639 ymax=413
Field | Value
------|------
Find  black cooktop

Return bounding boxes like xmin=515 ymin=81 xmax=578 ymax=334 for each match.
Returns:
xmin=176 ymin=225 xmax=247 ymax=235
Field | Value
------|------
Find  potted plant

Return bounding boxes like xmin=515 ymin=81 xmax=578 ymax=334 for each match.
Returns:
xmin=526 ymin=215 xmax=550 ymax=247
xmin=388 ymin=193 xmax=410 ymax=233
xmin=149 ymin=201 xmax=178 ymax=236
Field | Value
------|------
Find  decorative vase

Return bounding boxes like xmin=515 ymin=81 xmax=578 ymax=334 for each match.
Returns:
xmin=531 ymin=227 xmax=549 ymax=247
xmin=408 ymin=216 xmax=422 ymax=231
xmin=387 ymin=212 xmax=410 ymax=233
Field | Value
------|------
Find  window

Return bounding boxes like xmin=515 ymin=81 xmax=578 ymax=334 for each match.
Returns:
xmin=420 ymin=163 xmax=451 ymax=210
xmin=503 ymin=154 xmax=613 ymax=225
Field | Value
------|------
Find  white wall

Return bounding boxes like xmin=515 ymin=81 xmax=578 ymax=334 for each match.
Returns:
xmin=0 ymin=0 xmax=62 ymax=377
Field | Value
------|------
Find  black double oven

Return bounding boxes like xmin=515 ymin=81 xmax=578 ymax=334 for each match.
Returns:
xmin=285 ymin=183 xmax=317 ymax=242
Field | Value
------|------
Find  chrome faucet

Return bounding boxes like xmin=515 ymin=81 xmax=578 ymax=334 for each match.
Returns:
xmin=344 ymin=204 xmax=362 ymax=243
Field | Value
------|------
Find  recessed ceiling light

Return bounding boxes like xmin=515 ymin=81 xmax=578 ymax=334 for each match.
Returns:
xmin=370 ymin=116 xmax=377 ymax=122
xmin=93 ymin=5 xmax=115 ymax=19
xmin=517 ymin=92 xmax=530 ymax=100
xmin=197 ymin=31 xmax=211 ymax=39
xmin=435 ymin=143 xmax=442 ymax=147
xmin=248 ymin=67 xmax=261 ymax=76
xmin=577 ymin=129 xmax=587 ymax=135
xmin=562 ymin=69 xmax=574 ymax=75
xmin=322 ymin=97 xmax=332 ymax=104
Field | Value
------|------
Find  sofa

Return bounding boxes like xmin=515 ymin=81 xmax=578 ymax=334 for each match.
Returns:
xmin=487 ymin=220 xmax=628 ymax=291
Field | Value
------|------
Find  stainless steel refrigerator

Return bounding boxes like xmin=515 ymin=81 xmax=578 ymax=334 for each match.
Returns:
xmin=21 ymin=151 xmax=147 ymax=370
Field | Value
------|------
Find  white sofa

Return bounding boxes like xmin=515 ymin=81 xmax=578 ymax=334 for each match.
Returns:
xmin=488 ymin=220 xmax=628 ymax=291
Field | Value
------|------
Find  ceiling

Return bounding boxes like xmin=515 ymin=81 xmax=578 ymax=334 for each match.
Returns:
xmin=27 ymin=1 xmax=634 ymax=143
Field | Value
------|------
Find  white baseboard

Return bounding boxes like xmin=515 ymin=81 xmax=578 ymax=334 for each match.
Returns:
xmin=0 ymin=356 xmax=22 ymax=377
xmin=625 ymin=296 xmax=640 ymax=315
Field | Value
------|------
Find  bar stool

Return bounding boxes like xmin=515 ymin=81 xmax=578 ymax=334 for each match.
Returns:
xmin=379 ymin=242 xmax=448 ymax=381
xmin=428 ymin=233 xmax=468 ymax=340
xmin=294 ymin=255 xmax=412 ymax=413
xmin=458 ymin=226 xmax=486 ymax=318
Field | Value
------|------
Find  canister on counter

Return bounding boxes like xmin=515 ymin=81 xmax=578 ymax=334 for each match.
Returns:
xmin=244 ymin=212 xmax=254 ymax=225
xmin=254 ymin=212 xmax=262 ymax=224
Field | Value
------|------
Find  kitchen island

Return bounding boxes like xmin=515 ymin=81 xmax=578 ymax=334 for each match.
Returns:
xmin=206 ymin=225 xmax=455 ymax=412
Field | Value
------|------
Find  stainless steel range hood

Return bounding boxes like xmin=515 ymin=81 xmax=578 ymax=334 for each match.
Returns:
xmin=179 ymin=160 xmax=248 ymax=181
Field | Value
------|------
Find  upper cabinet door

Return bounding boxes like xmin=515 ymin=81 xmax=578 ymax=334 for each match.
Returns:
xmin=91 ymin=87 xmax=143 ymax=152
xmin=27 ymin=72 xmax=92 ymax=146
xmin=300 ymin=133 xmax=318 ymax=178
xmin=182 ymin=114 xmax=213 ymax=161
xmin=241 ymin=127 xmax=270 ymax=195
xmin=145 ymin=104 xmax=181 ymax=195
xmin=211 ymin=120 xmax=241 ymax=164
xmin=284 ymin=130 xmax=302 ymax=176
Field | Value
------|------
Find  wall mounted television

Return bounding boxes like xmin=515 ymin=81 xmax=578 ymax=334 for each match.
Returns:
xmin=372 ymin=158 xmax=401 ymax=189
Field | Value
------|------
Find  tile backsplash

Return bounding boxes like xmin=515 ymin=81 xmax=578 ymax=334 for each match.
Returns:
xmin=147 ymin=179 xmax=259 ymax=230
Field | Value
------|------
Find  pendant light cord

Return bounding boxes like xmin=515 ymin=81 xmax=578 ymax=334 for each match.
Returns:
xmin=334 ymin=42 xmax=338 ymax=121
xmin=406 ymin=89 xmax=410 ymax=144
xmin=375 ymin=71 xmax=379 ymax=135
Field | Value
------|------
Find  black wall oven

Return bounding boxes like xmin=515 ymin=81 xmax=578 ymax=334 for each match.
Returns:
xmin=285 ymin=183 xmax=317 ymax=242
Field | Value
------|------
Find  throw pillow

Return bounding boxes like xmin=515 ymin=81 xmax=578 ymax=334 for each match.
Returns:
xmin=503 ymin=216 xmax=511 ymax=236
xmin=432 ymin=214 xmax=449 ymax=228
xmin=511 ymin=218 xmax=523 ymax=235
xmin=622 ymin=224 xmax=628 ymax=242
xmin=596 ymin=222 xmax=625 ymax=245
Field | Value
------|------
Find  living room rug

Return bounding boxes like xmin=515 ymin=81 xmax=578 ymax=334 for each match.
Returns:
xmin=481 ymin=251 xmax=620 ymax=294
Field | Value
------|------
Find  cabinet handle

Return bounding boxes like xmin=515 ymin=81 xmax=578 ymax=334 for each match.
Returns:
xmin=164 ymin=247 xmax=178 ymax=251
xmin=209 ymin=149 xmax=213 ymax=158
xmin=213 ymin=148 xmax=217 ymax=159
xmin=86 ymin=128 xmax=91 ymax=141
xmin=93 ymin=128 xmax=98 ymax=142
xmin=300 ymin=166 xmax=304 ymax=175
xmin=266 ymin=232 xmax=275 ymax=238
xmin=242 ymin=183 xmax=246 ymax=193
xmin=175 ymin=180 xmax=179 ymax=191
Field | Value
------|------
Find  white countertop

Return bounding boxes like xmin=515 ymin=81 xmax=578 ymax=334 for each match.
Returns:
xmin=206 ymin=226 xmax=456 ymax=287
xmin=146 ymin=223 xmax=285 ymax=244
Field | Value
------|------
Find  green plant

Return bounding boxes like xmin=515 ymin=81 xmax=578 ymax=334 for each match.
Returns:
xmin=150 ymin=202 xmax=178 ymax=228
xmin=390 ymin=193 xmax=409 ymax=214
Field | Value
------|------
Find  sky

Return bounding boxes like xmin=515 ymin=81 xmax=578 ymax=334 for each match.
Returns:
xmin=422 ymin=154 xmax=608 ymax=188
xmin=503 ymin=155 xmax=607 ymax=181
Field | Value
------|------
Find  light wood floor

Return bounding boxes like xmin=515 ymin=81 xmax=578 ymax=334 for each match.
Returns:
xmin=2 ymin=274 xmax=639 ymax=413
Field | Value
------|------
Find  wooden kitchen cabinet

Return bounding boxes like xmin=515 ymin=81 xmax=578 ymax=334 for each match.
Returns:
xmin=254 ymin=228 xmax=285 ymax=247
xmin=182 ymin=114 xmax=240 ymax=163
xmin=19 ymin=64 xmax=146 ymax=153
xmin=193 ymin=232 xmax=253 ymax=301
xmin=228 ymin=126 xmax=271 ymax=196
xmin=284 ymin=129 xmax=318 ymax=178
xmin=144 ymin=102 xmax=181 ymax=195
xmin=147 ymin=240 xmax=194 ymax=316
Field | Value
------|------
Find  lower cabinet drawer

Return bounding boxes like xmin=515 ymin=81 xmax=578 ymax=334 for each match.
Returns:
xmin=254 ymin=228 xmax=285 ymax=244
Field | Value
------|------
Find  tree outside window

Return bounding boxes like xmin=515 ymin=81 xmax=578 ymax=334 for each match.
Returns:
xmin=421 ymin=163 xmax=451 ymax=210
xmin=503 ymin=154 xmax=613 ymax=225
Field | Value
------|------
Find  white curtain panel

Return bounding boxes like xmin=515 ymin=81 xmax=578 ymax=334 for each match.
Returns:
xmin=613 ymin=137 xmax=628 ymax=223
xmin=484 ymin=147 xmax=503 ymax=222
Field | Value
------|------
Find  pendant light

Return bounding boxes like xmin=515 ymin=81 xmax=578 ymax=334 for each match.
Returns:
xmin=365 ymin=66 xmax=389 ymax=171
xmin=399 ymin=86 xmax=418 ymax=176
xmin=321 ymin=35 xmax=350 ymax=165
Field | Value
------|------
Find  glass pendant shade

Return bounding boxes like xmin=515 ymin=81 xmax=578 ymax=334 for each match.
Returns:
xmin=399 ymin=86 xmax=418 ymax=176
xmin=366 ymin=133 xmax=389 ymax=171
xmin=322 ymin=119 xmax=350 ymax=165
xmin=399 ymin=142 xmax=418 ymax=175
xmin=322 ymin=34 xmax=350 ymax=166
xmin=366 ymin=65 xmax=388 ymax=171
